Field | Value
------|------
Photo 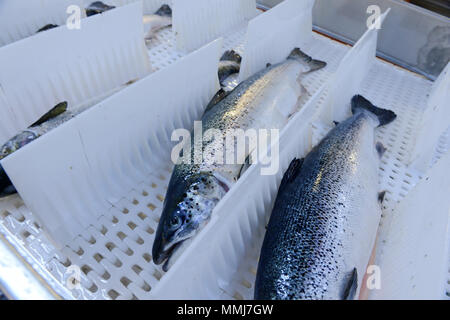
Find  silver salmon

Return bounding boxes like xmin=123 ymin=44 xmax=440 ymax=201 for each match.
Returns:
xmin=152 ymin=48 xmax=327 ymax=271
xmin=254 ymin=95 xmax=396 ymax=300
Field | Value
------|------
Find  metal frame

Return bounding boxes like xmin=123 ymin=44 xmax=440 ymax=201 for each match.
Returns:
xmin=0 ymin=0 xmax=448 ymax=300
xmin=259 ymin=0 xmax=450 ymax=80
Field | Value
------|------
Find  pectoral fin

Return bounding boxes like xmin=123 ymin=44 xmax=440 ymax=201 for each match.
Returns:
xmin=279 ymin=158 xmax=304 ymax=191
xmin=238 ymin=155 xmax=252 ymax=179
xmin=342 ymin=268 xmax=358 ymax=300
xmin=204 ymin=89 xmax=229 ymax=114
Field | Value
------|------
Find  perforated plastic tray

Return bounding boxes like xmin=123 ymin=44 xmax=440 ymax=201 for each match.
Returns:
xmin=0 ymin=1 xmax=448 ymax=300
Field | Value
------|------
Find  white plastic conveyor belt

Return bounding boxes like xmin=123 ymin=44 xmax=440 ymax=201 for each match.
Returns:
xmin=0 ymin=0 xmax=449 ymax=300
xmin=0 ymin=2 xmax=151 ymax=144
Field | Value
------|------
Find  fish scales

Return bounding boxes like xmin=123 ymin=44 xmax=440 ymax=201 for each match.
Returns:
xmin=255 ymin=95 xmax=396 ymax=300
xmin=152 ymin=49 xmax=327 ymax=270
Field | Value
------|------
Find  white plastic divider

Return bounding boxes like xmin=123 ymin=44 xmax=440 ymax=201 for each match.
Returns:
xmin=370 ymin=151 xmax=450 ymax=300
xmin=150 ymin=79 xmax=327 ymax=299
xmin=1 ymin=38 xmax=222 ymax=249
xmin=319 ymin=10 xmax=390 ymax=124
xmin=0 ymin=2 xmax=151 ymax=144
xmin=172 ymin=0 xmax=257 ymax=53
xmin=90 ymin=0 xmax=171 ymax=14
xmin=239 ymin=0 xmax=315 ymax=82
xmin=149 ymin=9 xmax=394 ymax=300
xmin=408 ymin=62 xmax=450 ymax=172
xmin=0 ymin=0 xmax=86 ymax=47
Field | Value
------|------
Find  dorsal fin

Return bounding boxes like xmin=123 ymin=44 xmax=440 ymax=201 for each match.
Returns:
xmin=204 ymin=89 xmax=229 ymax=114
xmin=279 ymin=158 xmax=304 ymax=192
xmin=30 ymin=102 xmax=68 ymax=127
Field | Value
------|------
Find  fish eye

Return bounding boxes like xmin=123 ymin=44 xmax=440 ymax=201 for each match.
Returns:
xmin=169 ymin=216 xmax=182 ymax=229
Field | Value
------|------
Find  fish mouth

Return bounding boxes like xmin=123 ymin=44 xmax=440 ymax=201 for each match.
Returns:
xmin=153 ymin=238 xmax=185 ymax=272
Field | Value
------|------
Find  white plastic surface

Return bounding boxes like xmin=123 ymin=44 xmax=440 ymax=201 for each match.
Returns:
xmin=239 ymin=0 xmax=314 ymax=81
xmin=319 ymin=10 xmax=390 ymax=124
xmin=370 ymin=151 xmax=450 ymax=299
xmin=151 ymin=84 xmax=325 ymax=300
xmin=172 ymin=0 xmax=257 ymax=53
xmin=2 ymin=39 xmax=222 ymax=248
xmin=0 ymin=4 xmax=448 ymax=300
xmin=0 ymin=0 xmax=86 ymax=47
xmin=0 ymin=2 xmax=151 ymax=144
xmin=409 ymin=62 xmax=450 ymax=171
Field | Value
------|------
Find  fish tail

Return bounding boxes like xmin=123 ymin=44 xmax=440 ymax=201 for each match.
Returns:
xmin=351 ymin=95 xmax=397 ymax=127
xmin=155 ymin=4 xmax=172 ymax=17
xmin=220 ymin=50 xmax=242 ymax=64
xmin=288 ymin=48 xmax=327 ymax=73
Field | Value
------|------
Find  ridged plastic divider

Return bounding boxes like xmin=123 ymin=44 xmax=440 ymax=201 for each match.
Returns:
xmin=0 ymin=2 xmax=151 ymax=143
xmin=172 ymin=0 xmax=257 ymax=53
xmin=2 ymin=39 xmax=222 ymax=248
xmin=408 ymin=62 xmax=450 ymax=171
xmin=239 ymin=0 xmax=315 ymax=81
xmin=150 ymin=10 xmax=399 ymax=300
xmin=0 ymin=0 xmax=86 ymax=47
xmin=370 ymin=151 xmax=450 ymax=299
xmin=319 ymin=10 xmax=390 ymax=124
xmin=150 ymin=86 xmax=324 ymax=299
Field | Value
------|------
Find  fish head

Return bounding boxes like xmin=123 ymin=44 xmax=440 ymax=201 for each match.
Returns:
xmin=1 ymin=131 xmax=37 ymax=159
xmin=152 ymin=171 xmax=227 ymax=267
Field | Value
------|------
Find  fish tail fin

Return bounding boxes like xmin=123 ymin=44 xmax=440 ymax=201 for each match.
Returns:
xmin=220 ymin=50 xmax=242 ymax=64
xmin=351 ymin=95 xmax=397 ymax=127
xmin=288 ymin=48 xmax=327 ymax=73
xmin=155 ymin=4 xmax=172 ymax=17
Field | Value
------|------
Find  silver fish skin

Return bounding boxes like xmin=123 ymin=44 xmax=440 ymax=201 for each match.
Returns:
xmin=144 ymin=4 xmax=172 ymax=40
xmin=254 ymin=95 xmax=396 ymax=300
xmin=152 ymin=48 xmax=327 ymax=270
